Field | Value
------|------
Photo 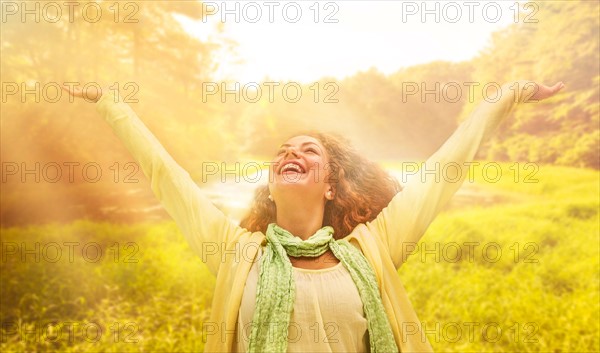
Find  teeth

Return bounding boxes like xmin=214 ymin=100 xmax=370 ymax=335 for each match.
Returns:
xmin=282 ymin=163 xmax=303 ymax=173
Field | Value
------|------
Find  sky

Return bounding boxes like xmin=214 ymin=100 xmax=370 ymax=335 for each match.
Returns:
xmin=177 ymin=1 xmax=525 ymax=83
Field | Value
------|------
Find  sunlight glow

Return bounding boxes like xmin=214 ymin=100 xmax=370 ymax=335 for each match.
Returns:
xmin=177 ymin=1 xmax=521 ymax=83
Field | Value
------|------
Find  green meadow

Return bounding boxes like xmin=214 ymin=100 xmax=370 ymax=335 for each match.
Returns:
xmin=1 ymin=163 xmax=598 ymax=352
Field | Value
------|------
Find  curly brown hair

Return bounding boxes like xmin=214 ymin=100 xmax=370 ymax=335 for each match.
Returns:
xmin=239 ymin=131 xmax=403 ymax=239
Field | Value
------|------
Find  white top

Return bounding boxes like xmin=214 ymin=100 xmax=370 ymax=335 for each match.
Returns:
xmin=234 ymin=247 xmax=369 ymax=353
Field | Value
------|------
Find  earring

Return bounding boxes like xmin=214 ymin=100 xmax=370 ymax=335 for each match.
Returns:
xmin=268 ymin=194 xmax=273 ymax=201
xmin=327 ymin=191 xmax=333 ymax=199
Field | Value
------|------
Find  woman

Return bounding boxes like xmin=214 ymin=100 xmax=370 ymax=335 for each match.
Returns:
xmin=63 ymin=80 xmax=564 ymax=352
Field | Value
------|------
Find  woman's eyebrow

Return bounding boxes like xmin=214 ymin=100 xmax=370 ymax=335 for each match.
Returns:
xmin=279 ymin=142 xmax=319 ymax=148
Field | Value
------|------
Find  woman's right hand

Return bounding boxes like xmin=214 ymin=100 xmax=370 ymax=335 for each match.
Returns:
xmin=530 ymin=81 xmax=565 ymax=101
xmin=61 ymin=85 xmax=103 ymax=102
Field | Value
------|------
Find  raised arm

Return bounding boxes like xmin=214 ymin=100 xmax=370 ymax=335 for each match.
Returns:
xmin=365 ymin=80 xmax=564 ymax=269
xmin=65 ymin=86 xmax=250 ymax=275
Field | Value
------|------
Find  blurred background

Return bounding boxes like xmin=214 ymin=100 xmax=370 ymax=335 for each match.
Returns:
xmin=1 ymin=1 xmax=598 ymax=352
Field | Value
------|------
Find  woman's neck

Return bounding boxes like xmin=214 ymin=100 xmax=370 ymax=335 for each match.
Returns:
xmin=275 ymin=201 xmax=325 ymax=240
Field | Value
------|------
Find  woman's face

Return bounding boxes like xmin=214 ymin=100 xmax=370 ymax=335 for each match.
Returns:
xmin=268 ymin=135 xmax=333 ymax=202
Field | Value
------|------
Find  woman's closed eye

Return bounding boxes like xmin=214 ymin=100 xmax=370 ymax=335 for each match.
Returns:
xmin=276 ymin=147 xmax=318 ymax=156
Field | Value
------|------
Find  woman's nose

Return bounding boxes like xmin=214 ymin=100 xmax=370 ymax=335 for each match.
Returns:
xmin=284 ymin=147 xmax=299 ymax=158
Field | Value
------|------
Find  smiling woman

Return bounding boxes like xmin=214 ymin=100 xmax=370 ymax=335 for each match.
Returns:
xmin=62 ymin=80 xmax=563 ymax=353
xmin=240 ymin=133 xmax=401 ymax=244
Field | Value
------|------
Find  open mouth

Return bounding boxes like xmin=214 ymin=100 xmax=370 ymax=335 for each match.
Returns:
xmin=279 ymin=161 xmax=306 ymax=174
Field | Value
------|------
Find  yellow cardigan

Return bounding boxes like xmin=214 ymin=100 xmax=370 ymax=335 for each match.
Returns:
xmin=96 ymin=81 xmax=536 ymax=353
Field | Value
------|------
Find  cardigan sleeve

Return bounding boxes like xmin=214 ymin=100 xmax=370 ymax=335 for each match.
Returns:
xmin=365 ymin=80 xmax=538 ymax=269
xmin=95 ymin=90 xmax=250 ymax=276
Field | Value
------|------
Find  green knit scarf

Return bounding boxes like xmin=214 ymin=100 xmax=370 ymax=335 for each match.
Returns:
xmin=248 ymin=222 xmax=399 ymax=353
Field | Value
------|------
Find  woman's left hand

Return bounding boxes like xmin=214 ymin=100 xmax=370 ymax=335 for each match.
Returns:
xmin=530 ymin=81 xmax=565 ymax=101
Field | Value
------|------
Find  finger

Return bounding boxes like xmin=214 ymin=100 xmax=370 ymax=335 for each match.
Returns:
xmin=533 ymin=82 xmax=564 ymax=101
xmin=61 ymin=85 xmax=79 ymax=95
xmin=546 ymin=82 xmax=564 ymax=93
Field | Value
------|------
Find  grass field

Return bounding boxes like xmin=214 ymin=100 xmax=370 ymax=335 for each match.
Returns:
xmin=1 ymin=163 xmax=598 ymax=352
